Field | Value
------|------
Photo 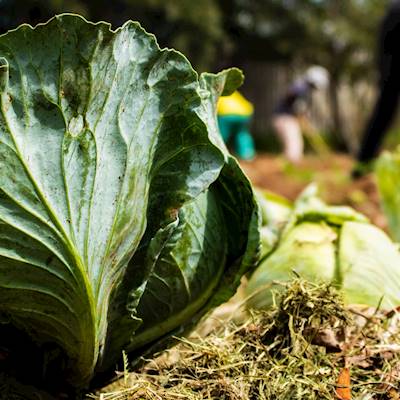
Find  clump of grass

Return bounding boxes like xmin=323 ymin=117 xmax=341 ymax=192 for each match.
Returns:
xmin=92 ymin=279 xmax=400 ymax=400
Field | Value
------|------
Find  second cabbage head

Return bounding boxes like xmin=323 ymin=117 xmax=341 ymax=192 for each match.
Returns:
xmin=248 ymin=185 xmax=400 ymax=310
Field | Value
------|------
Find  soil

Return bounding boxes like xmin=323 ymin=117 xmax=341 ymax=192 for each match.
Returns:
xmin=240 ymin=152 xmax=386 ymax=230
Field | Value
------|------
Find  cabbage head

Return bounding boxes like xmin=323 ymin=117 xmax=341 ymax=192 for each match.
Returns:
xmin=247 ymin=185 xmax=400 ymax=310
xmin=255 ymin=189 xmax=291 ymax=257
xmin=0 ymin=15 xmax=259 ymax=389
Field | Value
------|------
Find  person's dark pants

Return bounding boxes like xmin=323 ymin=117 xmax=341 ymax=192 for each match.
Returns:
xmin=358 ymin=5 xmax=400 ymax=162
xmin=358 ymin=61 xmax=400 ymax=162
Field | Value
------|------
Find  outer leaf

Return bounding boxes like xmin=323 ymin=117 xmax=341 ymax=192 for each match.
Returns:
xmin=0 ymin=14 xmax=230 ymax=387
xmin=101 ymin=190 xmax=228 ymax=370
xmin=339 ymin=221 xmax=400 ymax=309
xmin=100 ymin=68 xmax=260 ymax=375
xmin=197 ymin=68 xmax=260 ymax=299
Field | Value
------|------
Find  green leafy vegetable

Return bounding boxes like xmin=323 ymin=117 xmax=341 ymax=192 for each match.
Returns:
xmin=339 ymin=221 xmax=400 ymax=308
xmin=255 ymin=189 xmax=292 ymax=257
xmin=0 ymin=14 xmax=259 ymax=389
xmin=376 ymin=149 xmax=400 ymax=242
xmin=247 ymin=184 xmax=400 ymax=310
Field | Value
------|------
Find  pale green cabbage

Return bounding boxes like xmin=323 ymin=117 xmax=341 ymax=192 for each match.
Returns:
xmin=255 ymin=189 xmax=292 ymax=257
xmin=0 ymin=15 xmax=259 ymax=389
xmin=248 ymin=184 xmax=400 ymax=310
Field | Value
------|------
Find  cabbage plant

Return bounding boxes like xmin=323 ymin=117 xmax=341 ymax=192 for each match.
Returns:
xmin=247 ymin=185 xmax=400 ymax=310
xmin=376 ymin=149 xmax=400 ymax=242
xmin=0 ymin=14 xmax=259 ymax=389
xmin=255 ymin=189 xmax=291 ymax=257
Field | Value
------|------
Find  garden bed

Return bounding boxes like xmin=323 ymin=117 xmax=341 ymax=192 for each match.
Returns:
xmin=93 ymin=279 xmax=400 ymax=400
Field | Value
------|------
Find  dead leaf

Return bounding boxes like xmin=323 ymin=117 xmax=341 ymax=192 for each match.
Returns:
xmin=336 ymin=367 xmax=351 ymax=400
xmin=389 ymin=388 xmax=400 ymax=399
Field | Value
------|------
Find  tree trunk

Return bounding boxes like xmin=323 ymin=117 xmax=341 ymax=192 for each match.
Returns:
xmin=329 ymin=75 xmax=357 ymax=154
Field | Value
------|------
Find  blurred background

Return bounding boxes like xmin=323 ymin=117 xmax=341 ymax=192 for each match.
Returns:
xmin=0 ymin=0 xmax=396 ymax=225
xmin=0 ymin=0 xmax=393 ymax=154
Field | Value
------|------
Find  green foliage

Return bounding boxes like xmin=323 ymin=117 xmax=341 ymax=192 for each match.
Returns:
xmin=125 ymin=0 xmax=223 ymax=71
xmin=0 ymin=14 xmax=259 ymax=390
xmin=227 ymin=0 xmax=387 ymax=80
xmin=376 ymin=149 xmax=400 ymax=242
xmin=0 ymin=0 xmax=388 ymax=77
xmin=0 ymin=0 xmax=224 ymax=72
xmin=248 ymin=185 xmax=400 ymax=310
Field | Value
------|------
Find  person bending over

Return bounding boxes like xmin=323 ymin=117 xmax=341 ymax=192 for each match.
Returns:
xmin=272 ymin=66 xmax=329 ymax=163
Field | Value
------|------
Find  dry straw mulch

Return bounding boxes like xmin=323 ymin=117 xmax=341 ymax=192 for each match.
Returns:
xmin=93 ymin=279 xmax=400 ymax=400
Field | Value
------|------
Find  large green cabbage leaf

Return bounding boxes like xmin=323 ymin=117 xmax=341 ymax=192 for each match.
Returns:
xmin=0 ymin=14 xmax=259 ymax=389
xmin=339 ymin=221 xmax=400 ymax=308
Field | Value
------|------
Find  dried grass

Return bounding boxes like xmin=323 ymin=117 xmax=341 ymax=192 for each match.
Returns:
xmin=91 ymin=279 xmax=400 ymax=400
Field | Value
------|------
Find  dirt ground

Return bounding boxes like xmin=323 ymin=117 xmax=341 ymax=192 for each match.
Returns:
xmin=240 ymin=152 xmax=386 ymax=230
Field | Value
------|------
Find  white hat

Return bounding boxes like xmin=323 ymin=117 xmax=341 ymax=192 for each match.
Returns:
xmin=305 ymin=66 xmax=329 ymax=89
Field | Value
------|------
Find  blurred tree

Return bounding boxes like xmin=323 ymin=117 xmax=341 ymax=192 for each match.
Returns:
xmin=0 ymin=0 xmax=389 ymax=150
xmin=0 ymin=0 xmax=87 ymax=32
xmin=0 ymin=0 xmax=223 ymax=72
xmin=123 ymin=0 xmax=223 ymax=71
xmin=219 ymin=0 xmax=388 ymax=151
